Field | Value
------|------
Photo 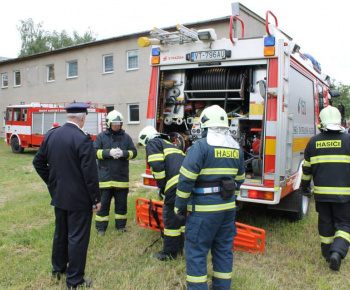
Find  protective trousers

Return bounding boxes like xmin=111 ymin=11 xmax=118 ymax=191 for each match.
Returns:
xmin=52 ymin=207 xmax=92 ymax=287
xmin=95 ymin=188 xmax=128 ymax=231
xmin=163 ymin=201 xmax=184 ymax=254
xmin=316 ymin=201 xmax=350 ymax=260
xmin=185 ymin=210 xmax=236 ymax=290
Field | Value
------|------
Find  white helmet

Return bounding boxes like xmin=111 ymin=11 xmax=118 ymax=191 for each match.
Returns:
xmin=138 ymin=126 xmax=159 ymax=146
xmin=107 ymin=110 xmax=123 ymax=128
xmin=200 ymin=105 xmax=229 ymax=129
xmin=319 ymin=106 xmax=342 ymax=131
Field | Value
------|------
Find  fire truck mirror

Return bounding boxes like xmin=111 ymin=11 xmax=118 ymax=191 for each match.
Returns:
xmin=258 ymin=80 xmax=266 ymax=98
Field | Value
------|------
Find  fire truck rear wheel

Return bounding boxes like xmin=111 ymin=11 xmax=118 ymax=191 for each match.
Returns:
xmin=11 ymin=137 xmax=24 ymax=154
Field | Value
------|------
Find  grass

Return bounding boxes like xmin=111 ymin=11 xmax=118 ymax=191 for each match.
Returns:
xmin=0 ymin=139 xmax=349 ymax=289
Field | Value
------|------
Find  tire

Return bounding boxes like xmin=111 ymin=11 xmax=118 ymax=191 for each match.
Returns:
xmin=11 ymin=137 xmax=24 ymax=154
xmin=267 ymin=189 xmax=310 ymax=221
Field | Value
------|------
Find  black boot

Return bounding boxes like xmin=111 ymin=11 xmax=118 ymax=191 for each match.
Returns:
xmin=67 ymin=278 xmax=92 ymax=289
xmin=153 ymin=250 xmax=178 ymax=261
xmin=329 ymin=252 xmax=342 ymax=271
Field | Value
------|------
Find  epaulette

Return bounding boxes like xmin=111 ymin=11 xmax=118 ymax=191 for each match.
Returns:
xmin=48 ymin=126 xmax=60 ymax=131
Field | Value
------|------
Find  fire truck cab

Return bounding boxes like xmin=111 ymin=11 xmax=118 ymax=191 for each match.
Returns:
xmin=5 ymin=102 xmax=107 ymax=153
xmin=138 ymin=11 xmax=340 ymax=220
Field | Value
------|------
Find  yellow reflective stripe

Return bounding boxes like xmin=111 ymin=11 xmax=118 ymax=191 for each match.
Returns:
xmin=176 ymin=189 xmax=191 ymax=199
xmin=320 ymin=235 xmax=334 ymax=244
xmin=97 ymin=149 xmax=104 ymax=159
xmin=99 ymin=181 xmax=129 ymax=188
xmin=127 ymin=150 xmax=133 ymax=160
xmin=95 ymin=215 xmax=109 ymax=222
xmin=186 ymin=275 xmax=207 ymax=283
xmin=180 ymin=166 xmax=198 ymax=180
xmin=153 ymin=170 xmax=166 ymax=179
xmin=235 ymin=190 xmax=239 ymax=196
xmin=193 ymin=202 xmax=236 ymax=212
xmin=310 ymin=155 xmax=350 ymax=164
xmin=200 ymin=168 xmax=238 ymax=175
xmin=314 ymin=186 xmax=350 ymax=195
xmin=164 ymin=228 xmax=182 ymax=237
xmin=213 ymin=271 xmax=232 ymax=279
xmin=115 ymin=214 xmax=126 ymax=220
xmin=301 ymin=174 xmax=312 ymax=181
xmin=148 ymin=153 xmax=164 ymax=162
xmin=165 ymin=174 xmax=179 ymax=192
xmin=303 ymin=160 xmax=311 ymax=167
xmin=180 ymin=225 xmax=185 ymax=233
xmin=335 ymin=230 xmax=350 ymax=243
xmin=235 ymin=173 xmax=245 ymax=181
xmin=164 ymin=147 xmax=184 ymax=156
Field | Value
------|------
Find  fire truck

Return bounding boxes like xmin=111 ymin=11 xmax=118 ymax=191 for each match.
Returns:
xmin=137 ymin=11 xmax=340 ymax=220
xmin=5 ymin=102 xmax=107 ymax=153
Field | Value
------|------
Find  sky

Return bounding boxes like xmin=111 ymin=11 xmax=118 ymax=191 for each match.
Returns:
xmin=0 ymin=0 xmax=349 ymax=85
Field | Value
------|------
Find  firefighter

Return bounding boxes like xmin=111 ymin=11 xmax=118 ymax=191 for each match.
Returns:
xmin=300 ymin=105 xmax=350 ymax=271
xmin=175 ymin=105 xmax=245 ymax=290
xmin=94 ymin=110 xmax=137 ymax=235
xmin=33 ymin=102 xmax=101 ymax=289
xmin=138 ymin=126 xmax=186 ymax=260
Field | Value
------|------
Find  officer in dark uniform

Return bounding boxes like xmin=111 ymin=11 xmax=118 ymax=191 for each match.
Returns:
xmin=94 ymin=110 xmax=137 ymax=234
xmin=175 ymin=105 xmax=245 ymax=290
xmin=300 ymin=105 xmax=350 ymax=271
xmin=33 ymin=102 xmax=101 ymax=289
xmin=138 ymin=126 xmax=186 ymax=261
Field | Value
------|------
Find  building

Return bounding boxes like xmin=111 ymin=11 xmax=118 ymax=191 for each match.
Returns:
xmin=0 ymin=3 xmax=270 ymax=141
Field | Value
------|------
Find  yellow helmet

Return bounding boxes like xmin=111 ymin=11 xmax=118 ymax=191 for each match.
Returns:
xmin=138 ymin=126 xmax=159 ymax=146
xmin=319 ymin=106 xmax=342 ymax=131
xmin=106 ymin=110 xmax=124 ymax=128
xmin=200 ymin=105 xmax=229 ymax=129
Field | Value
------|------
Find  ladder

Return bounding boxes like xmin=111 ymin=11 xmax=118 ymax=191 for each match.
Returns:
xmin=150 ymin=24 xmax=199 ymax=45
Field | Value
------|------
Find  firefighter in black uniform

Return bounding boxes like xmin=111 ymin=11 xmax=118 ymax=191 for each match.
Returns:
xmin=300 ymin=105 xmax=350 ymax=271
xmin=33 ymin=102 xmax=101 ymax=289
xmin=94 ymin=110 xmax=137 ymax=235
xmin=138 ymin=126 xmax=186 ymax=260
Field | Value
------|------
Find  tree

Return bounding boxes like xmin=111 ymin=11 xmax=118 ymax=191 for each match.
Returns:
xmin=17 ymin=19 xmax=97 ymax=57
xmin=331 ymin=81 xmax=350 ymax=126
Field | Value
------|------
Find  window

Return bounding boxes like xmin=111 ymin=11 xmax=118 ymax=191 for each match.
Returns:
xmin=127 ymin=50 xmax=138 ymax=70
xmin=103 ymin=54 xmax=114 ymax=73
xmin=21 ymin=109 xmax=28 ymax=122
xmin=14 ymin=70 xmax=21 ymax=87
xmin=127 ymin=103 xmax=139 ymax=123
xmin=1 ymin=73 xmax=8 ymax=88
xmin=13 ymin=108 xmax=21 ymax=121
xmin=6 ymin=108 xmax=13 ymax=121
xmin=67 ymin=60 xmax=78 ymax=78
xmin=46 ymin=64 xmax=55 ymax=82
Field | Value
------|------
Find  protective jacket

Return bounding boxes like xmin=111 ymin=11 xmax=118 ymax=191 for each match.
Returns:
xmin=175 ymin=137 xmax=245 ymax=212
xmin=301 ymin=131 xmax=350 ymax=203
xmin=146 ymin=137 xmax=185 ymax=203
xmin=94 ymin=128 xmax=137 ymax=188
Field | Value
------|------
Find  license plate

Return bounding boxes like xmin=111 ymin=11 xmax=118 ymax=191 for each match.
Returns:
xmin=191 ymin=50 xmax=226 ymax=61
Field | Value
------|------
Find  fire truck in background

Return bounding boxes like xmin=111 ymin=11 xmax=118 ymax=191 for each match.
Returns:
xmin=5 ymin=102 xmax=107 ymax=153
xmin=138 ymin=11 xmax=340 ymax=220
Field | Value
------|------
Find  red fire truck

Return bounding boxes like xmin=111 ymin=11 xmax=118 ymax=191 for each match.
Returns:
xmin=137 ymin=11 xmax=340 ymax=220
xmin=5 ymin=102 xmax=107 ymax=153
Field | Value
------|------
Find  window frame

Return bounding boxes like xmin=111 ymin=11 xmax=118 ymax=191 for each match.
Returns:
xmin=127 ymin=103 xmax=140 ymax=124
xmin=126 ymin=50 xmax=138 ymax=71
xmin=13 ymin=70 xmax=21 ymax=87
xmin=103 ymin=54 xmax=114 ymax=74
xmin=67 ymin=60 xmax=78 ymax=79
xmin=1 ymin=72 xmax=8 ymax=88
xmin=46 ymin=64 xmax=55 ymax=82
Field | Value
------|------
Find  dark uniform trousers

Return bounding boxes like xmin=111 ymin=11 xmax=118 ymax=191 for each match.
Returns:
xmin=316 ymin=201 xmax=350 ymax=259
xmin=95 ymin=188 xmax=128 ymax=230
xmin=52 ymin=207 xmax=92 ymax=286
xmin=163 ymin=192 xmax=184 ymax=254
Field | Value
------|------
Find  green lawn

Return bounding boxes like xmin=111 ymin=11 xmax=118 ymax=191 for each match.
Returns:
xmin=0 ymin=140 xmax=348 ymax=289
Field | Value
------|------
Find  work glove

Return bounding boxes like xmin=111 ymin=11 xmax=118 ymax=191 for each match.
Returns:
xmin=109 ymin=148 xmax=118 ymax=158
xmin=157 ymin=187 xmax=164 ymax=201
xmin=115 ymin=148 xmax=124 ymax=159
xmin=299 ymin=187 xmax=311 ymax=198
xmin=175 ymin=208 xmax=187 ymax=222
